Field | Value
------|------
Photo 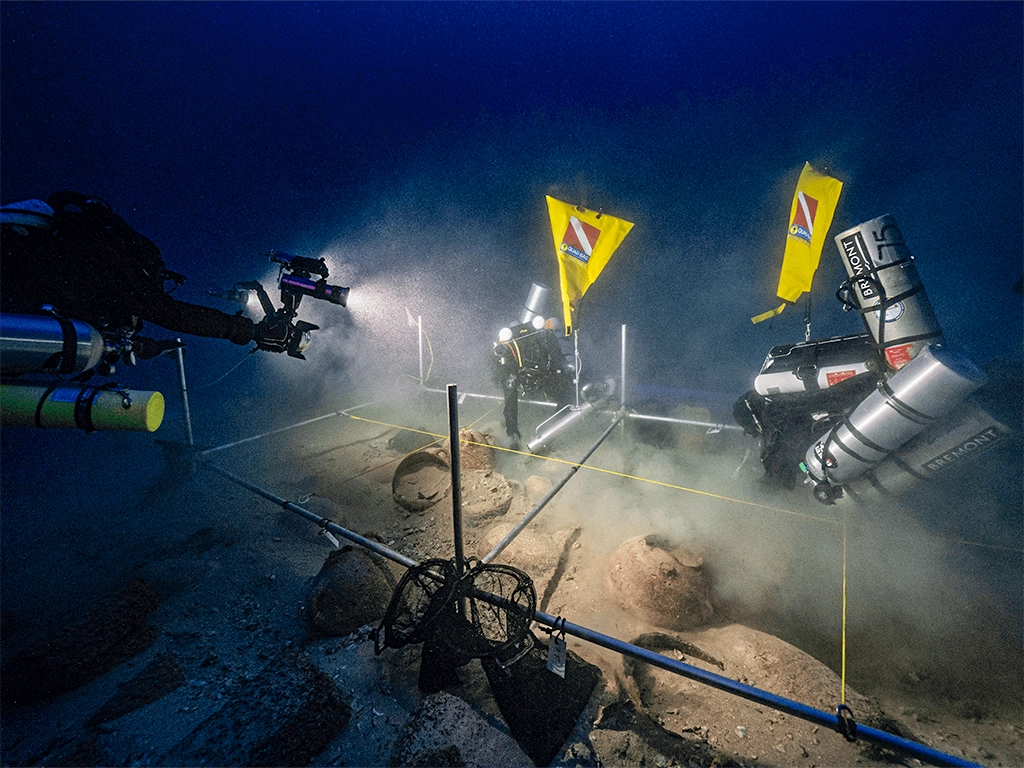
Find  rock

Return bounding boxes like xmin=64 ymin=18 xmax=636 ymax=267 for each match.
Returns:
xmin=443 ymin=429 xmax=497 ymax=471
xmin=388 ymin=427 xmax=435 ymax=454
xmin=388 ymin=691 xmax=531 ymax=768
xmin=598 ymin=623 xmax=888 ymax=768
xmin=524 ymin=475 xmax=554 ymax=504
xmin=1 ymin=578 xmax=161 ymax=707
xmin=160 ymin=649 xmax=351 ymax=767
xmin=478 ymin=523 xmax=577 ymax=575
xmin=87 ymin=650 xmax=185 ymax=726
xmin=606 ymin=535 xmax=715 ymax=630
xmin=460 ymin=469 xmax=514 ymax=525
xmin=305 ymin=545 xmax=398 ymax=638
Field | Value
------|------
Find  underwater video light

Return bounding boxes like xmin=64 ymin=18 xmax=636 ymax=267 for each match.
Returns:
xmin=279 ymin=273 xmax=349 ymax=307
xmin=270 ymin=250 xmax=349 ymax=307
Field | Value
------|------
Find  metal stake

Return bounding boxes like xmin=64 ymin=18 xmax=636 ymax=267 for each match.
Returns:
xmin=447 ymin=383 xmax=466 ymax=575
xmin=483 ymin=411 xmax=625 ymax=564
xmin=620 ymin=323 xmax=627 ymax=410
xmin=172 ymin=341 xmax=194 ymax=449
xmin=418 ymin=315 xmax=424 ymax=385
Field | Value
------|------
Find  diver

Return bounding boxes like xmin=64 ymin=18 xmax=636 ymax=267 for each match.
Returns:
xmin=1 ymin=192 xmax=302 ymax=366
xmin=493 ymin=316 xmax=575 ymax=449
xmin=733 ymin=372 xmax=882 ymax=488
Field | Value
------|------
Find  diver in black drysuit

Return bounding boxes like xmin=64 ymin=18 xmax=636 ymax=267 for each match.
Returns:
xmin=1 ymin=191 xmax=284 ymax=362
xmin=733 ymin=372 xmax=883 ymax=488
xmin=493 ymin=319 xmax=575 ymax=448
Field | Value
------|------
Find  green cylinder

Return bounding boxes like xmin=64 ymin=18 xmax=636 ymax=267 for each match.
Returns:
xmin=0 ymin=383 xmax=165 ymax=432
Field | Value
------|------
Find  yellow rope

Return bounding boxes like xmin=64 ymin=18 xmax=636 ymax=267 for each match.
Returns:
xmin=346 ymin=413 xmax=838 ymax=524
xmin=338 ymin=409 xmax=495 ymax=486
xmin=343 ymin=412 xmax=1023 ymax=551
xmin=341 ymin=405 xmax=1021 ymax=714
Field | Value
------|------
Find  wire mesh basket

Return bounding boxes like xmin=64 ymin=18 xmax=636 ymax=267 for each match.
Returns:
xmin=438 ymin=561 xmax=537 ymax=661
xmin=374 ymin=558 xmax=457 ymax=654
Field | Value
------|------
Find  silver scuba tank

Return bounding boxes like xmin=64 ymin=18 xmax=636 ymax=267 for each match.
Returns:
xmin=834 ymin=214 xmax=943 ymax=371
xmin=803 ymin=344 xmax=987 ymax=492
xmin=754 ymin=333 xmax=880 ymax=396
xmin=520 ymin=283 xmax=551 ymax=325
xmin=843 ymin=399 xmax=1010 ymax=500
xmin=0 ymin=312 xmax=106 ymax=377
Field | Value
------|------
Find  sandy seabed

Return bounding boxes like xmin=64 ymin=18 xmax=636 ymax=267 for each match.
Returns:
xmin=1 ymin=386 xmax=1021 ymax=767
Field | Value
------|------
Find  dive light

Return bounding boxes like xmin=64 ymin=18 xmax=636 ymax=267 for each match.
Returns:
xmin=271 ymin=251 xmax=349 ymax=307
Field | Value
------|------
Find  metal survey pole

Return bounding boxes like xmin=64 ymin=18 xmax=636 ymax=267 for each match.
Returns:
xmin=482 ymin=411 xmax=625 ymax=564
xmin=620 ymin=323 xmax=627 ymax=410
xmin=203 ymin=462 xmax=417 ymax=568
xmin=203 ymin=449 xmax=974 ymax=767
xmin=418 ymin=315 xmax=424 ymax=384
xmin=172 ymin=341 xmax=194 ymax=449
xmin=447 ymin=384 xmax=466 ymax=575
xmin=530 ymin=608 xmax=976 ymax=767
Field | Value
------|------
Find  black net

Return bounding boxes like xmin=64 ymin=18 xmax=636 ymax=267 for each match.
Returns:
xmin=374 ymin=558 xmax=457 ymax=654
xmin=438 ymin=562 xmax=537 ymax=661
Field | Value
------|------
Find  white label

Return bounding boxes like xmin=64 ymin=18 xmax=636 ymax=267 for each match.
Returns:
xmin=547 ymin=635 xmax=567 ymax=678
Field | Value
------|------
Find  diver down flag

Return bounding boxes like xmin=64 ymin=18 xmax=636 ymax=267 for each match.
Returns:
xmin=752 ymin=163 xmax=843 ymax=324
xmin=547 ymin=196 xmax=633 ymax=334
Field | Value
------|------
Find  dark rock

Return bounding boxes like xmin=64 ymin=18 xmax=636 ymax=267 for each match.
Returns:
xmin=1 ymin=579 xmax=161 ymax=708
xmin=160 ymin=649 xmax=351 ymax=767
xmin=389 ymin=691 xmax=531 ymax=767
xmin=86 ymin=650 xmax=185 ymax=726
xmin=305 ymin=545 xmax=397 ymax=638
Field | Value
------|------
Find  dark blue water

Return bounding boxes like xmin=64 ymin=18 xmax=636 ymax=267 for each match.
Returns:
xmin=2 ymin=2 xmax=1020 ymax=393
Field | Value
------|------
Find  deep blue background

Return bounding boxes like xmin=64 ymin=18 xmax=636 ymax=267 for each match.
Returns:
xmin=2 ymin=1 xmax=1022 ymax=400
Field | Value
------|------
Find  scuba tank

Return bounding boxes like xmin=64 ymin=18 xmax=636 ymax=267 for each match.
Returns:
xmin=842 ymin=399 xmax=1010 ymax=501
xmin=754 ymin=333 xmax=881 ymax=396
xmin=0 ymin=382 xmax=164 ymax=432
xmin=834 ymin=214 xmax=943 ymax=371
xmin=803 ymin=344 xmax=987 ymax=502
xmin=520 ymin=283 xmax=551 ymax=325
xmin=1 ymin=312 xmax=106 ymax=377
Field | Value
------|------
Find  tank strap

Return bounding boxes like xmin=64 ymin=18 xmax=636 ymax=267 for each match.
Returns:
xmin=55 ymin=315 xmax=79 ymax=374
xmin=825 ymin=424 xmax=878 ymax=468
xmin=851 ymin=280 xmax=925 ymax=318
xmin=40 ymin=306 xmax=80 ymax=375
xmin=880 ymin=381 xmax=934 ymax=426
xmin=34 ymin=381 xmax=63 ymax=428
xmin=872 ymin=329 xmax=944 ymax=352
xmin=74 ymin=385 xmax=101 ymax=433
xmin=841 ymin=418 xmax=891 ymax=458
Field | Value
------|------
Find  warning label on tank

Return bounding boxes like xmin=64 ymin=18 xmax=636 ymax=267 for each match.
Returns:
xmin=921 ymin=427 xmax=1006 ymax=473
xmin=884 ymin=344 xmax=914 ymax=369
xmin=825 ymin=370 xmax=858 ymax=387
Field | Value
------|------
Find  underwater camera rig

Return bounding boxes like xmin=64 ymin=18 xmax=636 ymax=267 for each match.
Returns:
xmin=223 ymin=251 xmax=350 ymax=359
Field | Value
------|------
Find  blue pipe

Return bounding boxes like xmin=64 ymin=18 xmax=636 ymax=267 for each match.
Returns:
xmin=533 ymin=609 xmax=979 ymax=767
